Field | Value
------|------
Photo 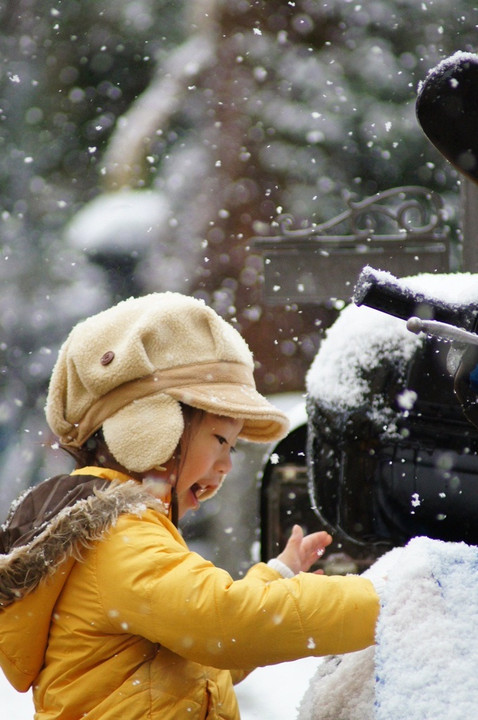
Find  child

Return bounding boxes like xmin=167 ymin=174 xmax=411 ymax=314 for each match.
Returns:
xmin=0 ymin=292 xmax=380 ymax=719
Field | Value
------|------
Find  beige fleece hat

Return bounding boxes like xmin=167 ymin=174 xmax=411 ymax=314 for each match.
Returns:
xmin=45 ymin=292 xmax=289 ymax=472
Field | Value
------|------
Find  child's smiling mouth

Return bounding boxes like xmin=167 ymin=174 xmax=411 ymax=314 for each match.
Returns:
xmin=190 ymin=483 xmax=207 ymax=507
xmin=190 ymin=482 xmax=220 ymax=506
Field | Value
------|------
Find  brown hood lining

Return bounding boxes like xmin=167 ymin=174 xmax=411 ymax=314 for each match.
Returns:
xmin=0 ymin=480 xmax=167 ymax=608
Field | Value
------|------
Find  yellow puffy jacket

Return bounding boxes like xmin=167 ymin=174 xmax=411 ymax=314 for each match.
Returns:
xmin=0 ymin=468 xmax=379 ymax=719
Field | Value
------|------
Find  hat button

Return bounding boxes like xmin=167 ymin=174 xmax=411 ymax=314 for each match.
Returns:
xmin=100 ymin=350 xmax=115 ymax=366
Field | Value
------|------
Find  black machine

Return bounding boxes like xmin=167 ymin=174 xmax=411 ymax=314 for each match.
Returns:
xmin=307 ymin=266 xmax=478 ymax=557
xmin=260 ymin=51 xmax=478 ymax=564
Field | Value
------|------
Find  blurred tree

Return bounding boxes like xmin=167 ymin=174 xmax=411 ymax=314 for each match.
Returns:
xmin=0 ymin=0 xmax=185 ymax=502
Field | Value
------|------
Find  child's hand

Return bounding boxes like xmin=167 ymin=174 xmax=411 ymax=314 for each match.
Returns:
xmin=277 ymin=524 xmax=333 ymax=575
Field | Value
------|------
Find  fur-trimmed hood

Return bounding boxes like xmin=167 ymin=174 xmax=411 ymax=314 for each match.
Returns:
xmin=0 ymin=469 xmax=168 ymax=691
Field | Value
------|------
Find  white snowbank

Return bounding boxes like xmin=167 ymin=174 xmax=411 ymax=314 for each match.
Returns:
xmin=298 ymin=536 xmax=478 ymax=720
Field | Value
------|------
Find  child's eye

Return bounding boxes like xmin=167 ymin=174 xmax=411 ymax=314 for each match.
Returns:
xmin=215 ymin=435 xmax=236 ymax=453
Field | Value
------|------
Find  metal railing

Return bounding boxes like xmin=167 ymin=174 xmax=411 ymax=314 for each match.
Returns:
xmin=252 ymin=185 xmax=451 ymax=304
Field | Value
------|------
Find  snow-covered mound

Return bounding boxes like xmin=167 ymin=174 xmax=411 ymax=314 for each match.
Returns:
xmin=298 ymin=536 xmax=478 ymax=720
xmin=307 ymin=300 xmax=421 ymax=436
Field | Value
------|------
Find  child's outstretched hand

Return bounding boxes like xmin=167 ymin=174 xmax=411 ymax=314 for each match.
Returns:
xmin=277 ymin=524 xmax=333 ymax=575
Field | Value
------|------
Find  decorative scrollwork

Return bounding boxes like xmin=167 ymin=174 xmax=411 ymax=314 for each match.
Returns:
xmin=252 ymin=185 xmax=451 ymax=304
xmin=265 ymin=186 xmax=447 ymax=243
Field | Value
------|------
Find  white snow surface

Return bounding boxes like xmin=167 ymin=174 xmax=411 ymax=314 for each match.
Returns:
xmin=305 ymin=301 xmax=422 ymax=414
xmin=298 ymin=536 xmax=478 ymax=720
xmin=375 ymin=537 xmax=478 ymax=719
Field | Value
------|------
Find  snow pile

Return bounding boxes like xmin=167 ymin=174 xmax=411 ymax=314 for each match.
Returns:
xmin=66 ymin=189 xmax=170 ymax=254
xmin=299 ymin=536 xmax=478 ymax=720
xmin=306 ymin=269 xmax=478 ymax=434
xmin=297 ymin=647 xmax=375 ymax=720
xmin=306 ymin=301 xmax=421 ymax=415
xmin=376 ymin=537 xmax=478 ymax=718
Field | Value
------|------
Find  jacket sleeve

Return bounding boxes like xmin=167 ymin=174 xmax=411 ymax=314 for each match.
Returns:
xmin=93 ymin=510 xmax=379 ymax=669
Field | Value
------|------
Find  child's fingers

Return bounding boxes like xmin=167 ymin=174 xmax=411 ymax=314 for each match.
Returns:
xmin=306 ymin=530 xmax=332 ymax=544
xmin=281 ymin=527 xmax=332 ymax=573
xmin=302 ymin=531 xmax=332 ymax=555
xmin=286 ymin=524 xmax=304 ymax=547
xmin=276 ymin=525 xmax=304 ymax=575
xmin=316 ymin=530 xmax=333 ymax=547
xmin=300 ymin=531 xmax=333 ymax=570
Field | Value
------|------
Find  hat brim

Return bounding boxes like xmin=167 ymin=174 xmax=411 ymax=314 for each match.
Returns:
xmin=167 ymin=384 xmax=290 ymax=443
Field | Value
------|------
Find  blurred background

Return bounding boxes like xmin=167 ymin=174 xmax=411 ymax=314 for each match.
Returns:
xmin=1 ymin=0 xmax=477 ymax=574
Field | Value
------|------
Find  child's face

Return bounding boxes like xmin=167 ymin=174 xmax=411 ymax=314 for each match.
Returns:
xmin=174 ymin=413 xmax=243 ymax=519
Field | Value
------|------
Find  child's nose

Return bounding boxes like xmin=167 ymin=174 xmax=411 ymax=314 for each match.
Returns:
xmin=216 ymin=451 xmax=233 ymax=474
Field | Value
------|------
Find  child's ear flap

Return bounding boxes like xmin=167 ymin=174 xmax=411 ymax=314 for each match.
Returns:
xmin=103 ymin=395 xmax=184 ymax=473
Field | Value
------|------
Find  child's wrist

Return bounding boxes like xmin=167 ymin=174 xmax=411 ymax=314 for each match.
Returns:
xmin=267 ymin=557 xmax=296 ymax=578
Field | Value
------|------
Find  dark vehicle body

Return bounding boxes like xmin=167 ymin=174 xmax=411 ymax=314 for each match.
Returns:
xmin=256 ymin=188 xmax=478 ymax=570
